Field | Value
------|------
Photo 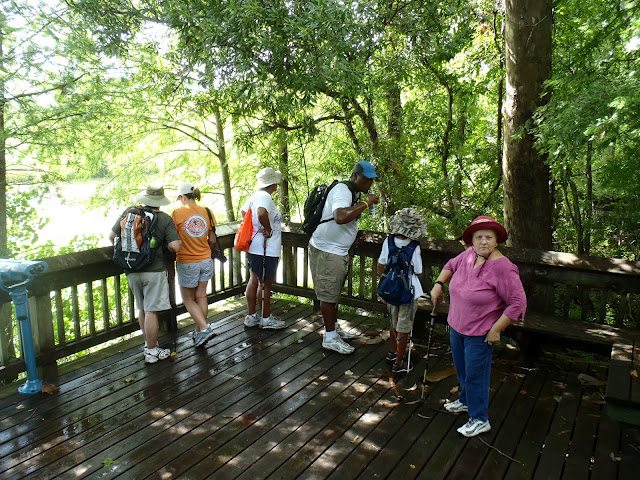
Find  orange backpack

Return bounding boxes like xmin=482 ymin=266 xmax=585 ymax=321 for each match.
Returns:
xmin=234 ymin=207 xmax=254 ymax=251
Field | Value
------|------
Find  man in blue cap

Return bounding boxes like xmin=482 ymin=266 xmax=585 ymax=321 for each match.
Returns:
xmin=309 ymin=160 xmax=380 ymax=354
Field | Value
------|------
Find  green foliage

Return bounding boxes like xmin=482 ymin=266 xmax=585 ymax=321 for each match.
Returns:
xmin=6 ymin=187 xmax=51 ymax=259
xmin=535 ymin=0 xmax=640 ymax=258
xmin=2 ymin=0 xmax=637 ymax=262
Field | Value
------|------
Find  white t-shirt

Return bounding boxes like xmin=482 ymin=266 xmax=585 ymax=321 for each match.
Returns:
xmin=377 ymin=236 xmax=424 ymax=298
xmin=241 ymin=190 xmax=282 ymax=257
xmin=309 ymin=182 xmax=359 ymax=256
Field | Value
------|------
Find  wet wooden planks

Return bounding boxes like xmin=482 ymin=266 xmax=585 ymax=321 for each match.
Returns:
xmin=0 ymin=299 xmax=637 ymax=479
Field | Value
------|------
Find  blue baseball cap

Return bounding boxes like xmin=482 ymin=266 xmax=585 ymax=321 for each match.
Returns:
xmin=352 ymin=160 xmax=378 ymax=179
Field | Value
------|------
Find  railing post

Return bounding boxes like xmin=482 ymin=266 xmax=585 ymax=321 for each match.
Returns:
xmin=0 ymin=301 xmax=16 ymax=380
xmin=29 ymin=293 xmax=58 ymax=380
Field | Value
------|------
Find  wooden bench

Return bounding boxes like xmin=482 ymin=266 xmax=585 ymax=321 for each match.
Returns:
xmin=607 ymin=337 xmax=640 ymax=425
xmin=414 ymin=297 xmax=640 ymax=425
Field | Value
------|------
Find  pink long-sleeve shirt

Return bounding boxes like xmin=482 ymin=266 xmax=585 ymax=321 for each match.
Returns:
xmin=444 ymin=247 xmax=527 ymax=336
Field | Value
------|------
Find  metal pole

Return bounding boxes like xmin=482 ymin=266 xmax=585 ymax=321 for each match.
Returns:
xmin=11 ymin=287 xmax=42 ymax=394
xmin=0 ymin=259 xmax=48 ymax=395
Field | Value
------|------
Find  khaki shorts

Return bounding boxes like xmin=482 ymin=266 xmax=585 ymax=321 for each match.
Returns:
xmin=389 ymin=302 xmax=418 ymax=334
xmin=309 ymin=244 xmax=349 ymax=303
xmin=127 ymin=270 xmax=171 ymax=312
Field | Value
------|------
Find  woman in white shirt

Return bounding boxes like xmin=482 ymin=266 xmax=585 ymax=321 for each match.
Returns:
xmin=242 ymin=167 xmax=286 ymax=330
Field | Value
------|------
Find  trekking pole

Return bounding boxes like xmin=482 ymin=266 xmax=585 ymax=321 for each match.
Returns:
xmin=406 ymin=287 xmax=416 ymax=373
xmin=261 ymin=237 xmax=267 ymax=320
xmin=420 ymin=303 xmax=437 ymax=400
xmin=166 ymin=260 xmax=178 ymax=355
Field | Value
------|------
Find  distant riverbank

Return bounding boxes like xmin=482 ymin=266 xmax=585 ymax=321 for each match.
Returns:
xmin=38 ymin=181 xmax=229 ymax=250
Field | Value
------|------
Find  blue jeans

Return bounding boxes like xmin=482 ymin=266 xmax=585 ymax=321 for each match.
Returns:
xmin=449 ymin=327 xmax=493 ymax=422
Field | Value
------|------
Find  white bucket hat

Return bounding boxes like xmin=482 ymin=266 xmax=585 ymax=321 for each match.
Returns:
xmin=256 ymin=167 xmax=282 ymax=189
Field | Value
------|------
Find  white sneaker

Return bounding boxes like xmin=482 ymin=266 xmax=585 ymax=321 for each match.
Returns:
xmin=322 ymin=333 xmax=355 ymax=354
xmin=260 ymin=315 xmax=286 ymax=330
xmin=335 ymin=322 xmax=358 ymax=340
xmin=244 ymin=313 xmax=261 ymax=327
xmin=457 ymin=418 xmax=491 ymax=437
xmin=444 ymin=399 xmax=468 ymax=413
xmin=144 ymin=346 xmax=170 ymax=364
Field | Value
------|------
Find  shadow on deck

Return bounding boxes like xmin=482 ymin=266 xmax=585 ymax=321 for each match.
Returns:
xmin=0 ymin=299 xmax=639 ymax=479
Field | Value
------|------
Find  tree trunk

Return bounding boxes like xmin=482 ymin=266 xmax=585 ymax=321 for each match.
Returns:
xmin=277 ymin=127 xmax=290 ymax=222
xmin=383 ymin=84 xmax=403 ymax=214
xmin=386 ymin=84 xmax=402 ymax=143
xmin=0 ymin=18 xmax=16 ymax=363
xmin=0 ymin=18 xmax=8 ymax=258
xmin=584 ymin=140 xmax=593 ymax=255
xmin=213 ymin=103 xmax=235 ymax=222
xmin=502 ymin=0 xmax=553 ymax=250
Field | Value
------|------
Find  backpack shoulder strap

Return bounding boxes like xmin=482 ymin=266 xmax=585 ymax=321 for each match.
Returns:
xmin=387 ymin=235 xmax=398 ymax=255
xmin=318 ymin=179 xmax=342 ymax=225
xmin=384 ymin=236 xmax=399 ymax=273
xmin=204 ymin=207 xmax=216 ymax=233
xmin=342 ymin=180 xmax=359 ymax=204
xmin=402 ymin=240 xmax=419 ymax=273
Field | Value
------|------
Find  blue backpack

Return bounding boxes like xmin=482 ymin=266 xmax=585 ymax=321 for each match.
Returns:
xmin=377 ymin=236 xmax=419 ymax=306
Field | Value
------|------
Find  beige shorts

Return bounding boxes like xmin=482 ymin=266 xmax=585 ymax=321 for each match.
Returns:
xmin=389 ymin=302 xmax=418 ymax=334
xmin=127 ymin=270 xmax=171 ymax=312
xmin=309 ymin=244 xmax=349 ymax=303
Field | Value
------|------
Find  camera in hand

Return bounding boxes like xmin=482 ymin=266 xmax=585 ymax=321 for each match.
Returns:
xmin=212 ymin=244 xmax=227 ymax=263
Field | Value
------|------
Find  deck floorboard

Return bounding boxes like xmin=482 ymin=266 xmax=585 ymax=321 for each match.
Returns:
xmin=0 ymin=298 xmax=637 ymax=479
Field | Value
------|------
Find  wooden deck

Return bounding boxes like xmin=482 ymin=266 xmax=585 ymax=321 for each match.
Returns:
xmin=0 ymin=299 xmax=639 ymax=479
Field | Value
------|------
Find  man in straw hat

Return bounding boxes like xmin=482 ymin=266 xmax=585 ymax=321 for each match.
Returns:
xmin=309 ymin=160 xmax=380 ymax=354
xmin=377 ymin=207 xmax=426 ymax=374
xmin=109 ymin=185 xmax=182 ymax=364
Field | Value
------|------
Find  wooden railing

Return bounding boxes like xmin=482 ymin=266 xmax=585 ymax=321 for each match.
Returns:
xmin=277 ymin=225 xmax=640 ymax=328
xmin=2 ymin=222 xmax=640 ymax=382
xmin=0 ymin=224 xmax=246 ymax=381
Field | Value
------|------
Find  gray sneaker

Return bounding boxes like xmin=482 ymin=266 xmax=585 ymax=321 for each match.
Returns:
xmin=260 ymin=315 xmax=286 ymax=330
xmin=335 ymin=322 xmax=358 ymax=340
xmin=322 ymin=334 xmax=355 ymax=354
xmin=244 ymin=313 xmax=261 ymax=327
xmin=194 ymin=325 xmax=216 ymax=348
xmin=192 ymin=323 xmax=214 ymax=341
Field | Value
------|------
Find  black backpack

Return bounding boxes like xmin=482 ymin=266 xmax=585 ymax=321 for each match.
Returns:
xmin=376 ymin=236 xmax=419 ymax=306
xmin=302 ymin=180 xmax=357 ymax=236
xmin=112 ymin=206 xmax=158 ymax=272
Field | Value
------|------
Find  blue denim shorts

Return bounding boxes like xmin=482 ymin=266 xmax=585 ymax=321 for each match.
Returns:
xmin=248 ymin=253 xmax=279 ymax=281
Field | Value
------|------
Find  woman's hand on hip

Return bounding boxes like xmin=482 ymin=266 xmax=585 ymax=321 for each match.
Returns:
xmin=485 ymin=329 xmax=501 ymax=346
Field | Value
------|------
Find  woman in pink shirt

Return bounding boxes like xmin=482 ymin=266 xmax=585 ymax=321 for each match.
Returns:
xmin=430 ymin=216 xmax=526 ymax=438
